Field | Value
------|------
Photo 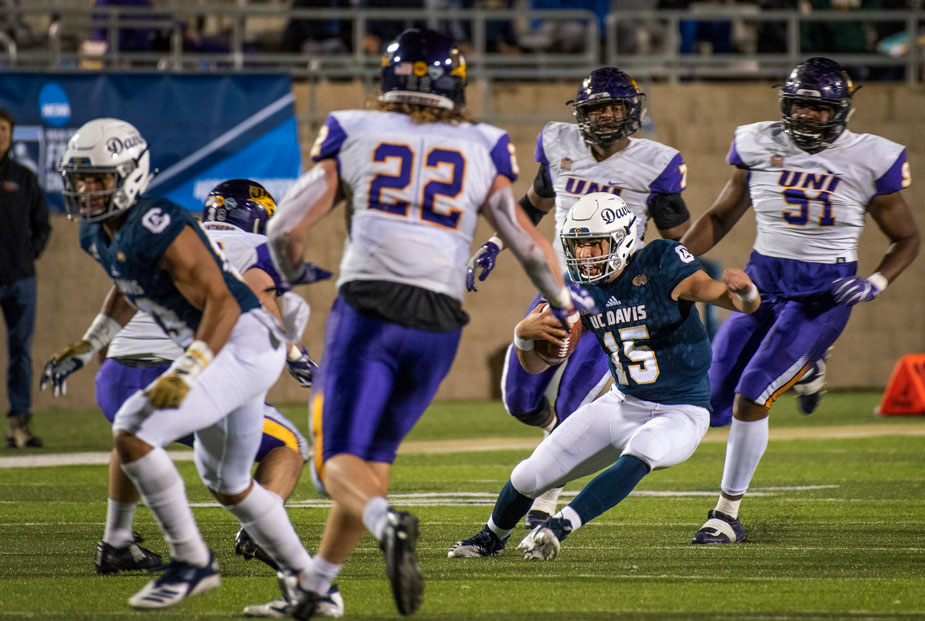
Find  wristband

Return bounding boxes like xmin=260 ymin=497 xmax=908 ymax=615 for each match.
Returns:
xmin=82 ymin=313 xmax=122 ymax=352
xmin=488 ymin=235 xmax=504 ymax=252
xmin=734 ymin=283 xmax=759 ymax=305
xmin=513 ymin=328 xmax=534 ymax=351
xmin=867 ymin=272 xmax=888 ymax=293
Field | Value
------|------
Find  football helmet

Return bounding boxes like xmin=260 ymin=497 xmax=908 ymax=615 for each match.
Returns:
xmin=202 ymin=179 xmax=276 ymax=235
xmin=780 ymin=57 xmax=854 ymax=152
xmin=560 ymin=192 xmax=638 ymax=284
xmin=380 ymin=28 xmax=467 ymax=110
xmin=572 ymin=67 xmax=646 ymax=147
xmin=59 ymin=118 xmax=153 ymax=222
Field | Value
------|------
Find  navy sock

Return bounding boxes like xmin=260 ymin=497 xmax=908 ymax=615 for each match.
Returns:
xmin=568 ymin=455 xmax=650 ymax=526
xmin=490 ymin=480 xmax=535 ymax=531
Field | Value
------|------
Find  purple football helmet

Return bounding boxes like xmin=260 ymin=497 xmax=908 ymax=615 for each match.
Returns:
xmin=572 ymin=67 xmax=646 ymax=147
xmin=780 ymin=57 xmax=854 ymax=152
xmin=202 ymin=179 xmax=276 ymax=235
xmin=380 ymin=28 xmax=467 ymax=110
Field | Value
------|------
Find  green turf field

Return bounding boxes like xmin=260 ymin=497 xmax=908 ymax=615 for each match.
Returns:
xmin=1 ymin=392 xmax=924 ymax=619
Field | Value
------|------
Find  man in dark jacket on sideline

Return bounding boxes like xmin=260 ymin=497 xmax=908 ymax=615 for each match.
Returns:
xmin=0 ymin=107 xmax=51 ymax=448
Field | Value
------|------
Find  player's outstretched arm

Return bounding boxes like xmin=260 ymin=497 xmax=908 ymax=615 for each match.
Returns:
xmin=466 ymin=180 xmax=555 ymax=291
xmin=831 ymin=191 xmax=921 ymax=306
xmin=672 ymin=267 xmax=760 ymax=314
xmin=267 ymin=160 xmax=342 ymax=285
xmin=680 ymin=167 xmax=752 ymax=256
xmin=40 ymin=286 xmax=134 ymax=397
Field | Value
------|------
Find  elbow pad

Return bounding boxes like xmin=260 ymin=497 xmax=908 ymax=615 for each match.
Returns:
xmin=649 ymin=192 xmax=691 ymax=231
xmin=518 ymin=194 xmax=547 ymax=226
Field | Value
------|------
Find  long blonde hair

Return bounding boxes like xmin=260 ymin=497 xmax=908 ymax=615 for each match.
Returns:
xmin=372 ymin=99 xmax=472 ymax=125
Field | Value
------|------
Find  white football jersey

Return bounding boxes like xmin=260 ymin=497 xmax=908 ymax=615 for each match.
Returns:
xmin=731 ymin=121 xmax=910 ymax=263
xmin=312 ymin=109 xmax=519 ymax=302
xmin=107 ymin=224 xmax=271 ymax=360
xmin=537 ymin=122 xmax=687 ymax=269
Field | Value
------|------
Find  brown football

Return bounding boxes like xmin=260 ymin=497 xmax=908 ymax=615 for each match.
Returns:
xmin=533 ymin=304 xmax=583 ymax=366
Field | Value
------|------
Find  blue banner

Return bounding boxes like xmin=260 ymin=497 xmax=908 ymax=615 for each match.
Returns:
xmin=0 ymin=73 xmax=302 ymax=212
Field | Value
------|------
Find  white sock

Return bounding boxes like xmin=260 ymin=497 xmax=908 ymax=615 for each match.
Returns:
xmin=720 ymin=417 xmax=769 ymax=497
xmin=529 ymin=486 xmax=563 ymax=516
xmin=303 ymin=555 xmax=342 ymax=596
xmin=103 ymin=499 xmax=136 ymax=548
xmin=558 ymin=506 xmax=582 ymax=532
xmin=121 ymin=448 xmax=209 ymax=566
xmin=486 ymin=516 xmax=513 ymax=540
xmin=362 ymin=496 xmax=390 ymax=541
xmin=715 ymin=496 xmax=742 ymax=519
xmin=227 ymin=482 xmax=312 ymax=572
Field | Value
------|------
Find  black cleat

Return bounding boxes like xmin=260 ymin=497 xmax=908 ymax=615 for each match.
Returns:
xmin=381 ymin=510 xmax=423 ymax=616
xmin=235 ymin=527 xmax=279 ymax=571
xmin=793 ymin=354 xmax=828 ymax=415
xmin=448 ymin=525 xmax=508 ymax=558
xmin=95 ymin=536 xmax=165 ymax=575
xmin=691 ymin=510 xmax=747 ymax=544
xmin=524 ymin=510 xmax=551 ymax=530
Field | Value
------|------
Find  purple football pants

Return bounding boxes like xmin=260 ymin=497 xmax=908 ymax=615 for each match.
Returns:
xmin=312 ymin=295 xmax=460 ymax=466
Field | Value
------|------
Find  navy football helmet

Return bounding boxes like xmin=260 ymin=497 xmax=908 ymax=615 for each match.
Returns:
xmin=780 ymin=57 xmax=854 ymax=152
xmin=572 ymin=67 xmax=646 ymax=147
xmin=380 ymin=28 xmax=466 ymax=110
xmin=202 ymin=179 xmax=276 ymax=235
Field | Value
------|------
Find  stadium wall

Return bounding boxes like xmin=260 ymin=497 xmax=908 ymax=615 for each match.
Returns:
xmin=13 ymin=81 xmax=925 ymax=411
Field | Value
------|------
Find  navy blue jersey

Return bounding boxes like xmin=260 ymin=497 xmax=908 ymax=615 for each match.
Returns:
xmin=80 ymin=197 xmax=260 ymax=348
xmin=581 ymin=239 xmax=712 ymax=409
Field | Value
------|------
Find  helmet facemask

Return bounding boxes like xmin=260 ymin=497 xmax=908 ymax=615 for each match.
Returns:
xmin=780 ymin=93 xmax=851 ymax=152
xmin=574 ymin=93 xmax=645 ymax=147
xmin=560 ymin=192 xmax=638 ymax=284
xmin=60 ymin=153 xmax=147 ymax=222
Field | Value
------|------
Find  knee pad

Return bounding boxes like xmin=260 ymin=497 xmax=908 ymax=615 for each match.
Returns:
xmin=510 ymin=458 xmax=542 ymax=498
xmin=510 ymin=397 xmax=553 ymax=428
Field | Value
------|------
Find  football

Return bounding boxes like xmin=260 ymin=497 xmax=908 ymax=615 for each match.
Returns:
xmin=533 ymin=304 xmax=583 ymax=366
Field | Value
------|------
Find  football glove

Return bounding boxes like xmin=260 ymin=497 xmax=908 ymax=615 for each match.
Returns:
xmin=549 ymin=283 xmax=598 ymax=331
xmin=832 ymin=274 xmax=885 ymax=307
xmin=286 ymin=344 xmax=318 ymax=389
xmin=272 ymin=262 xmax=334 ymax=294
xmin=145 ymin=341 xmax=213 ymax=409
xmin=466 ymin=239 xmax=502 ymax=292
xmin=40 ymin=341 xmax=93 ymax=397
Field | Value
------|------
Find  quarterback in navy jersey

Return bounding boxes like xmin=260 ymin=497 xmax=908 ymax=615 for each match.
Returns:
xmin=682 ymin=58 xmax=920 ymax=545
xmin=449 ymin=192 xmax=760 ymax=561
xmin=41 ymin=119 xmax=318 ymax=616
xmin=465 ymin=67 xmax=693 ymax=527
xmin=266 ymin=28 xmax=582 ymax=618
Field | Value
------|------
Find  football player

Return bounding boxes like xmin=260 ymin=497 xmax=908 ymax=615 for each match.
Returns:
xmin=265 ymin=28 xmax=588 ymax=618
xmin=79 ymin=179 xmax=340 ymax=614
xmin=448 ymin=192 xmax=760 ymax=560
xmin=682 ymin=58 xmax=919 ymax=544
xmin=466 ymin=67 xmax=692 ymax=527
xmin=41 ymin=120 xmax=320 ymax=615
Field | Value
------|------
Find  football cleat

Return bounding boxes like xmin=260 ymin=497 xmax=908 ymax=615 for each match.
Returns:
xmin=244 ymin=578 xmax=343 ymax=619
xmin=128 ymin=551 xmax=220 ymax=609
xmin=691 ymin=510 xmax=747 ymax=544
xmin=448 ymin=525 xmax=508 ymax=558
xmin=525 ymin=510 xmax=551 ymax=530
xmin=381 ymin=509 xmax=423 ymax=616
xmin=793 ymin=356 xmax=828 ymax=415
xmin=95 ymin=536 xmax=165 ymax=575
xmin=517 ymin=516 xmax=572 ymax=560
xmin=235 ymin=527 xmax=279 ymax=571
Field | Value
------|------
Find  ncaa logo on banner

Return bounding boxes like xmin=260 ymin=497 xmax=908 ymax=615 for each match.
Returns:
xmin=38 ymin=83 xmax=71 ymax=128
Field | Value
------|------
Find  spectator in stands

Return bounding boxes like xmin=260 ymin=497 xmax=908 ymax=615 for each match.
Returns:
xmin=90 ymin=0 xmax=168 ymax=54
xmin=1 ymin=0 xmax=42 ymax=49
xmin=0 ymin=107 xmax=51 ymax=449
xmin=523 ymin=0 xmax=609 ymax=54
xmin=658 ymin=0 xmax=734 ymax=55
xmin=280 ymin=0 xmax=353 ymax=55
xmin=800 ymin=0 xmax=882 ymax=79
xmin=459 ymin=0 xmax=520 ymax=55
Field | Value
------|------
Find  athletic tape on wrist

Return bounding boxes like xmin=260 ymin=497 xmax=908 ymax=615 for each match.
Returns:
xmin=513 ymin=328 xmax=535 ymax=351
xmin=82 ymin=313 xmax=122 ymax=352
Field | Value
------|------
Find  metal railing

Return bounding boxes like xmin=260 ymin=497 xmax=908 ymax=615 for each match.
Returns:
xmin=2 ymin=5 xmax=921 ymax=82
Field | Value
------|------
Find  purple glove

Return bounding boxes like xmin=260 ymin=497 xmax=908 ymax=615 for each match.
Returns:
xmin=286 ymin=345 xmax=318 ymax=388
xmin=832 ymin=275 xmax=883 ymax=307
xmin=466 ymin=240 xmax=501 ymax=292
xmin=274 ymin=262 xmax=334 ymax=294
xmin=549 ymin=283 xmax=599 ymax=331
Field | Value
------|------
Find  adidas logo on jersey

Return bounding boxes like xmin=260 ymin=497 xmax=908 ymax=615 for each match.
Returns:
xmin=606 ymin=296 xmax=620 ymax=308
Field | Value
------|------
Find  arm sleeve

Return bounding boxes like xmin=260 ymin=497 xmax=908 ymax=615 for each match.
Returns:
xmin=532 ymin=163 xmax=556 ymax=198
xmin=648 ymin=192 xmax=691 ymax=231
